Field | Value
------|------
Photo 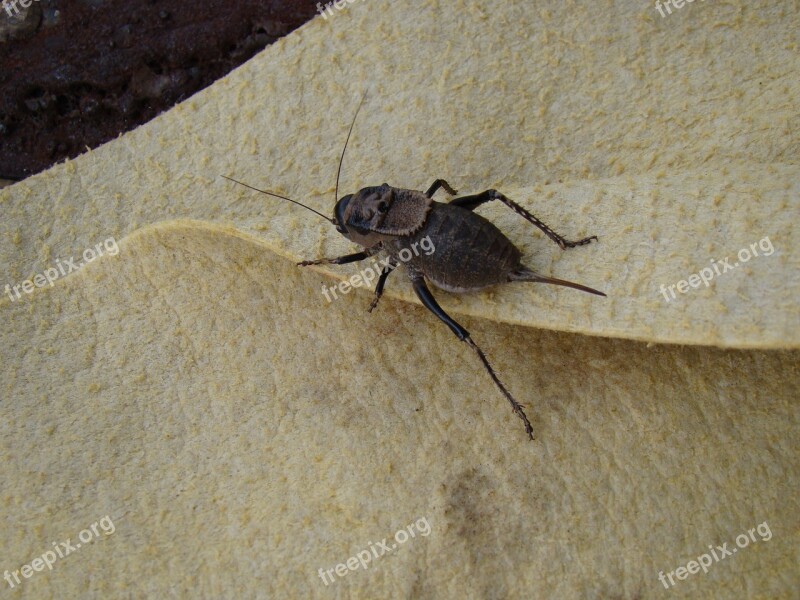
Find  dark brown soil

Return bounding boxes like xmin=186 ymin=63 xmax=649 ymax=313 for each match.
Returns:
xmin=0 ymin=0 xmax=321 ymax=180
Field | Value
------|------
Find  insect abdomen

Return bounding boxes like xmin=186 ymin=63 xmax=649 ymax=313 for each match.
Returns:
xmin=399 ymin=202 xmax=522 ymax=293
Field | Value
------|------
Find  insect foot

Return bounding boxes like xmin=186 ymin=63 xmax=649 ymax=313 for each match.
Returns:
xmin=464 ymin=337 xmax=534 ymax=440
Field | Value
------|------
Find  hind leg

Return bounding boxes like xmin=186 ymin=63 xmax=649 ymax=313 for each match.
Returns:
xmin=409 ymin=273 xmax=534 ymax=440
xmin=450 ymin=189 xmax=598 ymax=249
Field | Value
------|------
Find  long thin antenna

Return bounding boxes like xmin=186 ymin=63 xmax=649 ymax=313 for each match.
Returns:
xmin=334 ymin=92 xmax=367 ymax=204
xmin=221 ymin=175 xmax=334 ymax=224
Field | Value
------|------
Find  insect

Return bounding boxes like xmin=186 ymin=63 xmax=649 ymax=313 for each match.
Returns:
xmin=223 ymin=96 xmax=605 ymax=440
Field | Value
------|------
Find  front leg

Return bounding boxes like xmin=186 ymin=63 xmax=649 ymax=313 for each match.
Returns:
xmin=425 ymin=179 xmax=458 ymax=198
xmin=297 ymin=248 xmax=377 ymax=267
xmin=367 ymin=261 xmax=397 ymax=313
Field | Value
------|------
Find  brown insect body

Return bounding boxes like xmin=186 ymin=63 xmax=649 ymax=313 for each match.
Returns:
xmin=337 ymin=182 xmax=605 ymax=298
xmin=223 ymin=98 xmax=606 ymax=440
xmin=387 ymin=197 xmax=522 ymax=293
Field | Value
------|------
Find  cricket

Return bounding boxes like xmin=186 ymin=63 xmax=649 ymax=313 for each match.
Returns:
xmin=223 ymin=96 xmax=606 ymax=440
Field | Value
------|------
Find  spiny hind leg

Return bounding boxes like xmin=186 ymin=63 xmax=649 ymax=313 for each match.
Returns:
xmin=450 ymin=189 xmax=598 ymax=249
xmin=409 ymin=273 xmax=534 ymax=440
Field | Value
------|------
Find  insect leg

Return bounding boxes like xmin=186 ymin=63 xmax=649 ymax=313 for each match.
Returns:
xmin=410 ymin=275 xmax=534 ymax=440
xmin=425 ymin=179 xmax=459 ymax=198
xmin=450 ymin=189 xmax=598 ymax=249
xmin=368 ymin=261 xmax=397 ymax=313
xmin=298 ymin=249 xmax=376 ymax=267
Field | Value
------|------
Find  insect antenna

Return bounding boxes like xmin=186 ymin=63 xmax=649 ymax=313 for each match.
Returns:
xmin=220 ymin=175 xmax=335 ymax=224
xmin=334 ymin=92 xmax=367 ymax=203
